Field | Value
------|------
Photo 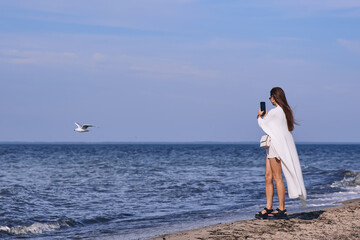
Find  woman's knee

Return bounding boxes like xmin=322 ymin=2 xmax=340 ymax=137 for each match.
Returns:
xmin=273 ymin=175 xmax=284 ymax=184
xmin=265 ymin=173 xmax=273 ymax=183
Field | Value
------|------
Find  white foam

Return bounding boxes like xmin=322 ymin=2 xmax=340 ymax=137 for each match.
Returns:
xmin=0 ymin=220 xmax=71 ymax=235
xmin=10 ymin=222 xmax=62 ymax=235
xmin=331 ymin=171 xmax=360 ymax=188
xmin=0 ymin=226 xmax=11 ymax=232
xmin=289 ymin=190 xmax=360 ymax=211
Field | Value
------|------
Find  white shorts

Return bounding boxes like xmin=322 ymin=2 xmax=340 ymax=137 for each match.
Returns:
xmin=266 ymin=142 xmax=280 ymax=160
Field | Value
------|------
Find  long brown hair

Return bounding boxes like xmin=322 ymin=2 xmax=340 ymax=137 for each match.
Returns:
xmin=270 ymin=87 xmax=297 ymax=131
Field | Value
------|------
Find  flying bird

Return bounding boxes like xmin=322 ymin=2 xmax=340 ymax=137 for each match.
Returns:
xmin=74 ymin=122 xmax=94 ymax=132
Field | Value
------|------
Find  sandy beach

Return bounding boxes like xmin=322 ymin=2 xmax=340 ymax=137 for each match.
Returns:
xmin=150 ymin=198 xmax=360 ymax=240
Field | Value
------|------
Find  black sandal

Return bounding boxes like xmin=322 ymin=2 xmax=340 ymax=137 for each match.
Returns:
xmin=267 ymin=208 xmax=288 ymax=220
xmin=255 ymin=207 xmax=273 ymax=219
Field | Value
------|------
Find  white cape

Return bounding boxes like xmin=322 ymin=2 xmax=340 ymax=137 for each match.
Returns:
xmin=258 ymin=105 xmax=307 ymax=206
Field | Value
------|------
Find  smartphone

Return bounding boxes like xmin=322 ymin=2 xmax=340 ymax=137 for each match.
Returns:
xmin=260 ymin=102 xmax=266 ymax=116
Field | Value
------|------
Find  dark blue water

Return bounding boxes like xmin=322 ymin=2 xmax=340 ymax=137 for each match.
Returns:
xmin=0 ymin=144 xmax=359 ymax=239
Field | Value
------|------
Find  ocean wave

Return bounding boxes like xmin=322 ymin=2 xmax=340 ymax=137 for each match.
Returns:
xmin=331 ymin=171 xmax=360 ymax=188
xmin=0 ymin=218 xmax=74 ymax=235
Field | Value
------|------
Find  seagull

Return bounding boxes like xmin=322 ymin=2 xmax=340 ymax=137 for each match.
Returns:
xmin=74 ymin=122 xmax=94 ymax=133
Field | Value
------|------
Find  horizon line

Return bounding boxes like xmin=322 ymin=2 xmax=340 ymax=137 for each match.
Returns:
xmin=0 ymin=141 xmax=359 ymax=145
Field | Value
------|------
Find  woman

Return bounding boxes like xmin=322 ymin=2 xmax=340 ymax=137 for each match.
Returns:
xmin=255 ymin=87 xmax=306 ymax=220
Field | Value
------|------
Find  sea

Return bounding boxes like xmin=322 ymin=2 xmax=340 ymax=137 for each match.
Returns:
xmin=0 ymin=143 xmax=359 ymax=239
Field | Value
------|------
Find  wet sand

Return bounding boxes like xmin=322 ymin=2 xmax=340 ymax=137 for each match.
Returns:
xmin=150 ymin=198 xmax=360 ymax=240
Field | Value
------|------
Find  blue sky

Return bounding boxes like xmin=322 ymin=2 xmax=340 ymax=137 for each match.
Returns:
xmin=0 ymin=0 xmax=359 ymax=142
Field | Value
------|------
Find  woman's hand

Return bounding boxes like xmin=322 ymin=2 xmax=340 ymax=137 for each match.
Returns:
xmin=257 ymin=108 xmax=267 ymax=118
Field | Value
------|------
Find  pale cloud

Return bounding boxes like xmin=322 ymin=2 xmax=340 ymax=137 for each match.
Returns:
xmin=205 ymin=38 xmax=269 ymax=50
xmin=2 ymin=49 xmax=21 ymax=55
xmin=184 ymin=38 xmax=271 ymax=52
xmin=264 ymin=57 xmax=313 ymax=67
xmin=0 ymin=48 xmax=79 ymax=64
xmin=0 ymin=0 xmax=202 ymax=31
xmin=0 ymin=49 xmax=39 ymax=64
xmin=6 ymin=58 xmax=38 ymax=64
xmin=92 ymin=53 xmax=107 ymax=62
xmin=270 ymin=37 xmax=308 ymax=42
xmin=257 ymin=0 xmax=360 ymax=18
xmin=271 ymin=0 xmax=360 ymax=10
xmin=337 ymin=39 xmax=360 ymax=53
xmin=63 ymin=52 xmax=76 ymax=57
xmin=130 ymin=61 xmax=218 ymax=79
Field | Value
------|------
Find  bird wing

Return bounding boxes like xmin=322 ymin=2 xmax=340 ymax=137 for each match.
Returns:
xmin=75 ymin=122 xmax=82 ymax=128
xmin=82 ymin=124 xmax=94 ymax=129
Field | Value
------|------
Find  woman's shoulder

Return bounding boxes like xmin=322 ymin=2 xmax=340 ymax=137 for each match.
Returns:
xmin=268 ymin=106 xmax=284 ymax=116
xmin=274 ymin=105 xmax=287 ymax=118
xmin=274 ymin=105 xmax=284 ymax=112
xmin=269 ymin=106 xmax=281 ymax=113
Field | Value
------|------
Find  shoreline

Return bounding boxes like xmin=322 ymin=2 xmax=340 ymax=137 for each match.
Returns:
xmin=149 ymin=198 xmax=360 ymax=240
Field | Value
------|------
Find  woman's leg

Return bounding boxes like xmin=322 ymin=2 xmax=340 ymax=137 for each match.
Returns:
xmin=269 ymin=157 xmax=285 ymax=211
xmin=265 ymin=157 xmax=274 ymax=211
xmin=258 ymin=157 xmax=274 ymax=215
